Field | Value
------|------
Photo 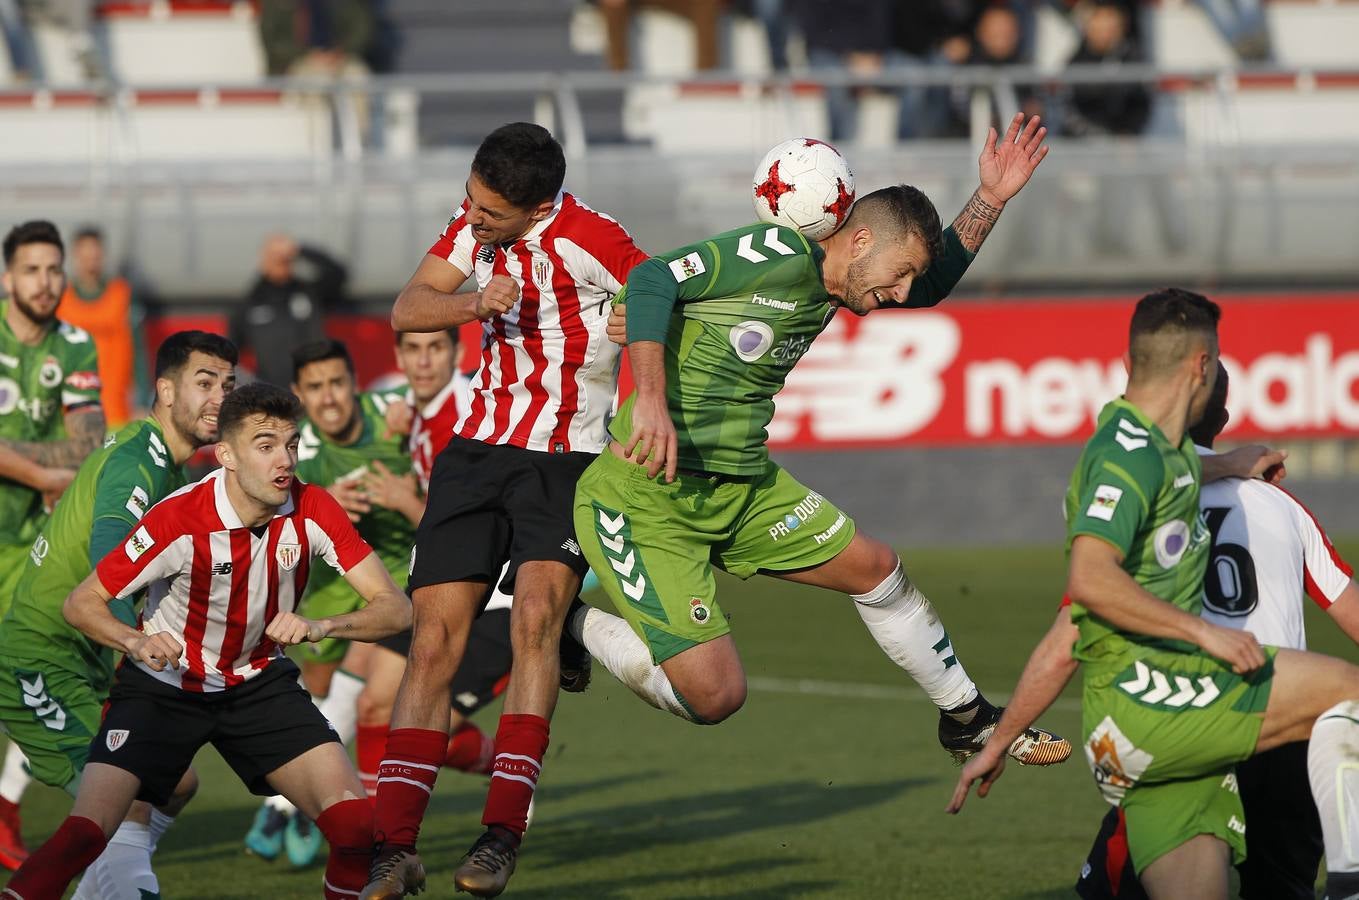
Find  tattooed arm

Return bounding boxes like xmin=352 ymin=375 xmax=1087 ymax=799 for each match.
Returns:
xmin=0 ymin=405 xmax=106 ymax=469
xmin=898 ymin=114 xmax=1050 ymax=310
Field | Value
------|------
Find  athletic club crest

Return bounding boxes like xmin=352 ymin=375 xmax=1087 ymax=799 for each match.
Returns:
xmin=276 ymin=542 xmax=301 ymax=571
xmin=106 ymin=729 xmax=130 ymax=751
xmin=533 ymin=258 xmax=551 ymax=288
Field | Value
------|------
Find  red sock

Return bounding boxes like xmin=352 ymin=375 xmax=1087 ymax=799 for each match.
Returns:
xmin=316 ymin=798 xmax=374 ymax=900
xmin=3 ymin=815 xmax=106 ymax=900
xmin=372 ymin=728 xmax=445 ymax=849
xmin=445 ymin=722 xmax=494 ymax=775
xmin=481 ymin=714 xmax=549 ymax=839
xmin=356 ymin=723 xmax=389 ymax=800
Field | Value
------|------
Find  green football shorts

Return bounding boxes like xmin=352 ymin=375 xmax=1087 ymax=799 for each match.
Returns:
xmin=574 ymin=449 xmax=856 ymax=665
xmin=0 ymin=655 xmax=103 ymax=793
xmin=1082 ymin=644 xmax=1276 ymax=872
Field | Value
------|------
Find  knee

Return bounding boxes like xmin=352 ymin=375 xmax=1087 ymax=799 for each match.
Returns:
xmin=510 ymin=595 xmax=563 ymax=654
xmin=317 ymin=797 xmax=374 ymax=852
xmin=169 ymin=767 xmax=199 ymax=810
xmin=679 ymin=678 xmax=747 ymax=725
xmin=301 ymin=663 xmax=334 ymax=697
xmin=862 ymin=539 xmax=901 ymax=585
xmin=356 ymin=687 xmax=391 ymax=726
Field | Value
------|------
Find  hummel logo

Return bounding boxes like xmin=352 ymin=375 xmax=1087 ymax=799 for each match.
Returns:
xmin=1172 ymin=473 xmax=1194 ymax=489
xmin=560 ymin=538 xmax=581 ymax=557
xmin=0 ymin=351 xmax=17 ymax=368
xmin=211 ymin=562 xmax=233 ymax=576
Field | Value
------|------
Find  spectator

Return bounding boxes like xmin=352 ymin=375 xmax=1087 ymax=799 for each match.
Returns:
xmin=230 ymin=235 xmax=345 ymax=388
xmin=796 ymin=0 xmax=902 ymax=142
xmin=257 ymin=0 xmax=374 ymax=77
xmin=1061 ymin=0 xmax=1150 ymax=137
xmin=1194 ymin=0 xmax=1270 ymax=61
xmin=597 ymin=0 xmax=723 ymax=72
xmin=56 ymin=227 xmax=147 ymax=427
xmin=940 ymin=4 xmax=1039 ymax=139
xmin=729 ymin=0 xmax=788 ymax=71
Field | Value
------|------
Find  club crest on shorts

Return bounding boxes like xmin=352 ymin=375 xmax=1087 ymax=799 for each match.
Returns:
xmin=106 ymin=729 xmax=130 ymax=752
xmin=276 ymin=542 xmax=301 ymax=572
xmin=689 ymin=597 xmax=711 ymax=624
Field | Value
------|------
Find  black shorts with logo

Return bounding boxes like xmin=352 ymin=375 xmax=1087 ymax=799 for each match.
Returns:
xmin=86 ymin=658 xmax=338 ymax=807
xmin=410 ymin=436 xmax=594 ymax=595
xmin=376 ymin=607 xmax=513 ymax=717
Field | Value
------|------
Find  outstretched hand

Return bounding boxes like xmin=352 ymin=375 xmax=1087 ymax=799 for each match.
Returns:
xmin=978 ymin=113 xmax=1049 ymax=206
xmin=946 ymin=744 xmax=1008 ymax=815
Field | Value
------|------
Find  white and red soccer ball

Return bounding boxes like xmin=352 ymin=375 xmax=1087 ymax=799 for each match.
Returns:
xmin=751 ymin=138 xmax=855 ymax=241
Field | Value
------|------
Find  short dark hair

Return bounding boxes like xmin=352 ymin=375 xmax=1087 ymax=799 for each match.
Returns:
xmin=471 ymin=123 xmax=566 ymax=209
xmin=3 ymin=220 xmax=64 ymax=266
xmin=846 ymin=185 xmax=945 ymax=266
xmin=217 ymin=382 xmax=302 ymax=440
xmin=73 ymin=225 xmax=103 ymax=244
xmin=290 ymin=338 xmax=354 ymax=383
xmin=1128 ymin=288 xmax=1221 ymax=379
xmin=155 ymin=330 xmax=239 ymax=379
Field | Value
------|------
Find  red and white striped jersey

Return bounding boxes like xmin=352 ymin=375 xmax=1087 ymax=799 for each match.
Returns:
xmin=428 ymin=191 xmax=650 ymax=455
xmin=1197 ymin=449 xmax=1354 ymax=649
xmin=408 ymin=371 xmax=470 ymax=493
xmin=95 ymin=469 xmax=373 ymax=692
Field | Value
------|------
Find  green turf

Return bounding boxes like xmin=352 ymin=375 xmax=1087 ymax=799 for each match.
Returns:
xmin=4 ymin=540 xmax=1356 ymax=898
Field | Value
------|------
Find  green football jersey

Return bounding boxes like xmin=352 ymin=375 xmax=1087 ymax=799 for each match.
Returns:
xmin=1064 ymin=398 xmax=1211 ymax=661
xmin=610 ymin=223 xmax=836 ymax=475
xmin=0 ymin=302 xmax=101 ymax=545
xmin=296 ymin=391 xmax=414 ymax=577
xmin=0 ymin=418 xmax=185 ymax=688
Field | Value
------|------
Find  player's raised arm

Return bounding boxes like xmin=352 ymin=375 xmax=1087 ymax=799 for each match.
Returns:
xmin=947 ymin=605 xmax=1080 ymax=813
xmin=1201 ymin=444 xmax=1288 ymax=484
xmin=268 ymin=552 xmax=412 ymax=646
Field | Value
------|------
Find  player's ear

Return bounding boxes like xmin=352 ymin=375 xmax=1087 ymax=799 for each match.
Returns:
xmin=528 ymin=198 xmax=554 ymax=222
xmin=215 ymin=439 xmax=233 ymax=471
xmin=155 ymin=375 xmax=175 ymax=409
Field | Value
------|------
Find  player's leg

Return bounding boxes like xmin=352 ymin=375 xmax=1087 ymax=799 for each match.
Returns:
xmin=1137 ymin=835 xmax=1230 ymax=900
xmin=73 ymin=769 xmax=198 ymax=900
xmin=1235 ymin=742 xmax=1320 ymax=900
xmin=355 ymin=640 xmax=409 ymax=800
xmin=443 ymin=607 xmax=512 ymax=777
xmin=266 ymin=744 xmax=375 ymax=900
xmin=571 ymin=453 xmax=747 ymax=726
xmin=0 ymin=740 xmax=30 ymax=870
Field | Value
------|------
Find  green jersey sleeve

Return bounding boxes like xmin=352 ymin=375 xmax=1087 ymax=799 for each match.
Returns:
xmin=1068 ymin=442 xmax=1166 ymax=558
xmin=88 ymin=448 xmax=168 ymax=566
xmin=624 ymin=223 xmax=817 ymax=344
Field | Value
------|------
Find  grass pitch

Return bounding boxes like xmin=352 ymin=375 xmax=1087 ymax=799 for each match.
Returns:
xmin=5 ymin=540 xmax=1355 ymax=899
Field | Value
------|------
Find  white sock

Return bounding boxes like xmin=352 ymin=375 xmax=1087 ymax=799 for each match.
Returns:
xmin=314 ymin=669 xmax=364 ymax=745
xmin=147 ymin=809 xmax=174 ymax=854
xmin=573 ymin=605 xmax=702 ymax=723
xmin=0 ymin=742 xmax=32 ymax=805
xmin=1309 ymin=701 xmax=1359 ymax=874
xmin=266 ymin=794 xmax=297 ymax=815
xmin=851 ymin=563 xmax=977 ymax=711
xmin=76 ymin=820 xmax=158 ymax=900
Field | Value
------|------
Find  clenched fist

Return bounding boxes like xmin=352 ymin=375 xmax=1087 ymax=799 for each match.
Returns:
xmin=128 ymin=631 xmax=184 ymax=672
xmin=266 ymin=611 xmax=327 ymax=646
xmin=476 ymin=274 xmax=519 ymax=320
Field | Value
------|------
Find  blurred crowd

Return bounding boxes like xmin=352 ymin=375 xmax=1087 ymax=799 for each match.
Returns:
xmin=593 ymin=0 xmax=1273 ymax=141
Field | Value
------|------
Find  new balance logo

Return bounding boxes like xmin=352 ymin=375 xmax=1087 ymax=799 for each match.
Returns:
xmin=560 ymin=538 xmax=581 ymax=557
xmin=477 ymin=245 xmax=496 ymax=264
xmin=211 ymin=561 xmax=233 ymax=576
xmin=1118 ymin=660 xmax=1221 ymax=708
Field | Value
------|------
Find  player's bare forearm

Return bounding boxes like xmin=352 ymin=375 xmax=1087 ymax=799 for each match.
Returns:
xmin=391 ymin=282 xmax=482 ymax=331
xmin=628 ymin=340 xmax=667 ymax=402
xmin=1326 ymin=582 xmax=1359 ymax=646
xmin=1067 ymin=537 xmax=1210 ymax=646
xmin=951 ymin=189 xmax=1004 ymax=255
xmin=1202 ymin=445 xmax=1287 ymax=484
xmin=987 ymin=608 xmax=1080 ymax=750
xmin=322 ymin=588 xmax=412 ymax=642
xmin=0 ymin=407 xmax=105 ymax=468
xmin=0 ymin=444 xmax=50 ymax=489
xmin=63 ymin=577 xmax=142 ymax=653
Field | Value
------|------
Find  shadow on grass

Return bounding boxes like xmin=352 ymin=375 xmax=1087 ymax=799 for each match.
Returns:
xmin=507 ymin=856 xmax=833 ymax=899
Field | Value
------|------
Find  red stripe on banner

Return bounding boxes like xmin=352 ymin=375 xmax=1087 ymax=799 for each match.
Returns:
xmin=215 ymin=529 xmax=252 ymax=687
xmin=506 ymin=242 xmax=549 ymax=449
xmin=182 ymin=533 xmax=212 ymax=692
xmin=547 ymin=223 xmax=588 ymax=453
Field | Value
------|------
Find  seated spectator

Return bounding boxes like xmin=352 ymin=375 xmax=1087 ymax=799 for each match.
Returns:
xmin=57 ymin=227 xmax=148 ymax=426
xmin=729 ymin=0 xmax=788 ymax=71
xmin=596 ymin=0 xmax=723 ymax=71
xmin=230 ymin=235 xmax=346 ymax=388
xmin=258 ymin=0 xmax=374 ymax=77
xmin=1062 ymin=0 xmax=1150 ymax=137
xmin=798 ymin=0 xmax=909 ymax=142
xmin=1194 ymin=0 xmax=1270 ymax=61
xmin=940 ymin=4 xmax=1040 ymax=138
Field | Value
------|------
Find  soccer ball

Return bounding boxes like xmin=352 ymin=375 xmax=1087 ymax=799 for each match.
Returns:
xmin=751 ymin=138 xmax=855 ymax=241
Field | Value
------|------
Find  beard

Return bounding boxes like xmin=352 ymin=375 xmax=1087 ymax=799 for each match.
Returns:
xmin=10 ymin=285 xmax=59 ymax=325
xmin=837 ymin=257 xmax=875 ymax=316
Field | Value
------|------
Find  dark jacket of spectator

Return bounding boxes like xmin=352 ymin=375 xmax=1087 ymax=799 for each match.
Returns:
xmin=230 ymin=242 xmax=345 ymax=388
xmin=794 ymin=0 xmax=895 ymax=55
xmin=1063 ymin=4 xmax=1151 ymax=136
